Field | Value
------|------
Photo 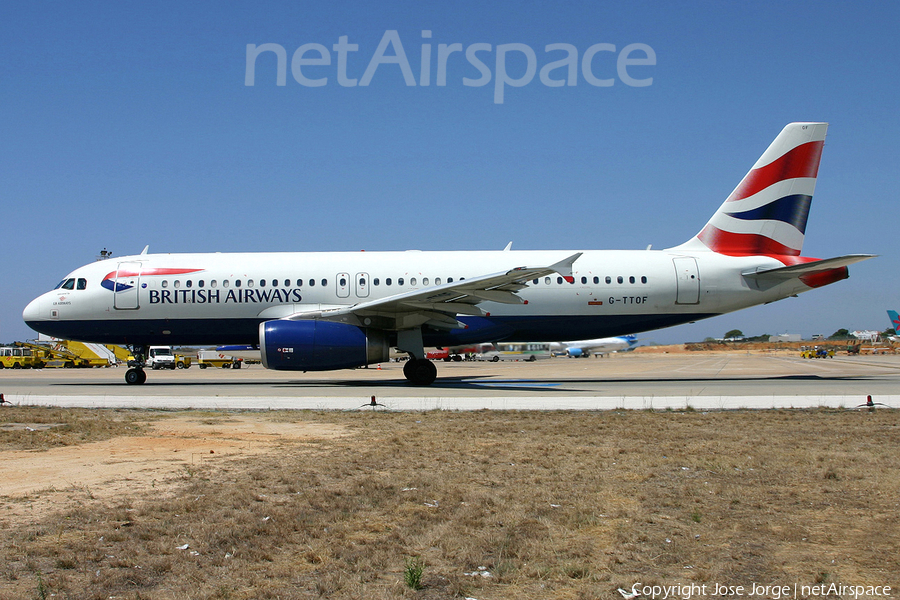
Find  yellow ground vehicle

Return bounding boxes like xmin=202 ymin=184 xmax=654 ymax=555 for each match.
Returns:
xmin=197 ymin=350 xmax=242 ymax=369
xmin=0 ymin=346 xmax=42 ymax=369
xmin=13 ymin=341 xmax=110 ymax=368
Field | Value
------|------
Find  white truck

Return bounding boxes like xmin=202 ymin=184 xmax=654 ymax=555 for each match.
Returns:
xmin=146 ymin=346 xmax=177 ymax=370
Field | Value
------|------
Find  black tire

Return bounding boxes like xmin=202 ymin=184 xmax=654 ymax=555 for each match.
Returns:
xmin=125 ymin=368 xmax=146 ymax=385
xmin=12 ymin=362 xmax=21 ymax=369
xmin=491 ymin=355 xmax=500 ymax=362
xmin=233 ymin=362 xmax=241 ymax=370
xmin=199 ymin=364 xmax=207 ymax=369
xmin=404 ymin=359 xmax=437 ymax=386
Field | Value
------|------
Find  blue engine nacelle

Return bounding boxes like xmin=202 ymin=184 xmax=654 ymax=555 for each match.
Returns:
xmin=260 ymin=320 xmax=390 ymax=371
xmin=567 ymin=348 xmax=585 ymax=358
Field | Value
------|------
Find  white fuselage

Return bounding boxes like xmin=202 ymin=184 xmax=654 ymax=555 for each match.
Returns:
xmin=23 ymin=248 xmax=806 ymax=349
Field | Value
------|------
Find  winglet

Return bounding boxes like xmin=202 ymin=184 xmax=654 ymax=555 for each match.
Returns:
xmin=503 ymin=241 xmax=513 ymax=251
xmin=140 ymin=245 xmax=150 ymax=255
xmin=549 ymin=252 xmax=582 ymax=283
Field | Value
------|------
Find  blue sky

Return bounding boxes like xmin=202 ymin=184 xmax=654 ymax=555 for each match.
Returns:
xmin=2 ymin=1 xmax=898 ymax=344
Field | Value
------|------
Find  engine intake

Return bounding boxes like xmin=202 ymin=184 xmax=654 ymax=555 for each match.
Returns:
xmin=260 ymin=320 xmax=389 ymax=371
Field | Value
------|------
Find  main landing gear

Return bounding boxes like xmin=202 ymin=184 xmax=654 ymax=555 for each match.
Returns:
xmin=403 ymin=358 xmax=437 ymax=386
xmin=397 ymin=327 xmax=437 ymax=386
xmin=125 ymin=345 xmax=147 ymax=385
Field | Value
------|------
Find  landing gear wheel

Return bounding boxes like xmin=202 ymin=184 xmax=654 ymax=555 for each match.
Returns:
xmin=125 ymin=368 xmax=147 ymax=385
xmin=403 ymin=358 xmax=437 ymax=386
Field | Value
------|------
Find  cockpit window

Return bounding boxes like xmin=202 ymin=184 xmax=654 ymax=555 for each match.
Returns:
xmin=77 ymin=278 xmax=87 ymax=290
xmin=61 ymin=278 xmax=75 ymax=290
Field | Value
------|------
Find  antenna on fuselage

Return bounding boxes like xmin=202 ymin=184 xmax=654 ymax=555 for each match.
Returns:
xmin=96 ymin=248 xmax=113 ymax=261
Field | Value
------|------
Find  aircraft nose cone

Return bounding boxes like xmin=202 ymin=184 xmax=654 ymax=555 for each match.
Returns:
xmin=23 ymin=296 xmax=42 ymax=323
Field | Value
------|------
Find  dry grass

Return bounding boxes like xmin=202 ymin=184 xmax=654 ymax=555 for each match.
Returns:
xmin=1 ymin=408 xmax=898 ymax=599
xmin=0 ymin=406 xmax=151 ymax=450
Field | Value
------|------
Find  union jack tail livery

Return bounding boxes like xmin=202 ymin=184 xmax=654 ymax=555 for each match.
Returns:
xmin=677 ymin=122 xmax=827 ymax=257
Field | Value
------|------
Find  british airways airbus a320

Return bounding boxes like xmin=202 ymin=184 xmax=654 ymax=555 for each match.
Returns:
xmin=24 ymin=123 xmax=873 ymax=385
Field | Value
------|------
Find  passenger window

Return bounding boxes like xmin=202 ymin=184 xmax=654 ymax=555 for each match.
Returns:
xmin=606 ymin=276 xmax=611 ymax=284
xmin=199 ymin=280 xmax=205 ymax=287
xmin=77 ymin=278 xmax=87 ymax=290
xmin=309 ymin=279 xmax=315 ymax=287
xmin=340 ymin=277 xmax=347 ymax=286
xmin=359 ymin=277 xmax=366 ymax=286
xmin=248 ymin=279 xmax=254 ymax=287
xmin=423 ymin=277 xmax=429 ymax=286
xmin=641 ymin=276 xmax=648 ymax=284
xmin=373 ymin=278 xmax=380 ymax=286
xmin=593 ymin=276 xmax=599 ymax=284
xmin=260 ymin=279 xmax=266 ymax=287
xmin=386 ymin=278 xmax=392 ymax=286
xmin=617 ymin=276 xmax=623 ymax=284
xmin=629 ymin=276 xmax=635 ymax=284
xmin=544 ymin=277 xmax=551 ymax=285
xmin=236 ymin=280 xmax=242 ymax=288
xmin=557 ymin=277 xmax=564 ymax=285
xmin=447 ymin=277 xmax=453 ymax=283
xmin=186 ymin=280 xmax=192 ymax=288
xmin=284 ymin=279 xmax=290 ymax=287
xmin=62 ymin=279 xmax=75 ymax=290
xmin=533 ymin=279 xmax=538 ymax=284
xmin=434 ymin=277 xmax=441 ymax=285
xmin=162 ymin=280 xmax=168 ymax=288
xmin=223 ymin=280 xmax=230 ymax=288
xmin=398 ymin=278 xmax=405 ymax=285
xmin=174 ymin=280 xmax=181 ymax=289
xmin=296 ymin=279 xmax=302 ymax=287
xmin=581 ymin=276 xmax=587 ymax=284
xmin=411 ymin=278 xmax=417 ymax=286
xmin=211 ymin=280 xmax=217 ymax=288
xmin=321 ymin=279 xmax=327 ymax=286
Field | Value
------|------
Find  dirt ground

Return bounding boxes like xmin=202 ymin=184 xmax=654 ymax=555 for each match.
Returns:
xmin=0 ymin=414 xmax=346 ymax=524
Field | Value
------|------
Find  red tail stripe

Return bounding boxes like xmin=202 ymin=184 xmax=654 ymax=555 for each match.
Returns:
xmin=727 ymin=141 xmax=824 ymax=203
xmin=697 ymin=225 xmax=801 ymax=256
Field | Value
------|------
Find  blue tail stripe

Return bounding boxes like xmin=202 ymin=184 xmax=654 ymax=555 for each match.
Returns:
xmin=724 ymin=194 xmax=812 ymax=233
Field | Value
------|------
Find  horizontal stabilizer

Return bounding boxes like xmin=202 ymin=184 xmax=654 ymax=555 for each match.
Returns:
xmin=742 ymin=254 xmax=876 ymax=281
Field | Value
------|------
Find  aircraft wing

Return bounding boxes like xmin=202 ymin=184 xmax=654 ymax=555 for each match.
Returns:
xmin=284 ymin=252 xmax=582 ymax=330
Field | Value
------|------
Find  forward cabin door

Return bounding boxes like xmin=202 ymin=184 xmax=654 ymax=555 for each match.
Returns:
xmin=114 ymin=262 xmax=141 ymax=310
xmin=673 ymin=257 xmax=700 ymax=305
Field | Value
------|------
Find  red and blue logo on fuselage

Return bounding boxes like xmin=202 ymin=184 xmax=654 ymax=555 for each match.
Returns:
xmin=101 ymin=268 xmax=204 ymax=292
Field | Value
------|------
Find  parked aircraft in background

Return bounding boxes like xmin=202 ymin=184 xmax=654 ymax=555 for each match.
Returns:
xmin=886 ymin=311 xmax=900 ymax=341
xmin=550 ymin=335 xmax=638 ymax=357
xmin=23 ymin=123 xmax=873 ymax=385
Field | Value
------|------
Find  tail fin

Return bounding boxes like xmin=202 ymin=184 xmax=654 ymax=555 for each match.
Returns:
xmin=888 ymin=310 xmax=900 ymax=331
xmin=672 ymin=122 xmax=828 ymax=256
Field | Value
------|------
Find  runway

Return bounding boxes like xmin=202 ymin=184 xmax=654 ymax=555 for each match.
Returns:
xmin=1 ymin=352 xmax=898 ymax=411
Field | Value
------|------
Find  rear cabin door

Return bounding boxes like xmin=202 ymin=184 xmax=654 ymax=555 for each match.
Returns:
xmin=673 ymin=257 xmax=700 ymax=305
xmin=114 ymin=262 xmax=141 ymax=310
